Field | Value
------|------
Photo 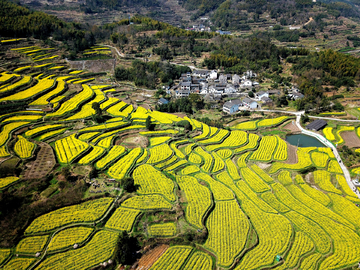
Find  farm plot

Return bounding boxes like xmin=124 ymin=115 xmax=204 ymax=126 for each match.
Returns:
xmin=78 ymin=146 xmax=105 ymax=165
xmin=233 ymin=120 xmax=258 ymax=130
xmin=270 ymin=147 xmax=315 ymax=173
xmin=204 ymin=200 xmax=250 ymax=267
xmin=16 ymin=235 xmax=49 ymax=254
xmin=148 ymin=223 xmax=176 ymax=237
xmin=146 ymin=144 xmax=173 ymax=164
xmin=14 ymin=135 xmax=36 ymax=159
xmin=0 ymin=122 xmax=30 ymax=147
xmin=0 ymin=75 xmax=31 ymax=94
xmin=121 ymin=195 xmax=172 ymax=210
xmin=150 ymin=246 xmax=193 ymax=270
xmin=0 ymin=79 xmax=54 ymax=102
xmin=105 ymin=207 xmax=140 ymax=231
xmin=108 ymin=147 xmax=142 ymax=179
xmin=36 ymin=230 xmax=118 ymax=270
xmin=206 ymin=130 xmax=247 ymax=151
xmin=182 ymin=251 xmax=213 ymax=270
xmin=133 ymin=164 xmax=176 ymax=201
xmin=25 ymin=197 xmax=113 ymax=233
xmin=48 ymin=227 xmax=93 ymax=252
xmin=250 ymin=136 xmax=277 ymax=161
xmin=25 ymin=124 xmax=64 ymax=138
xmin=341 ymin=131 xmax=360 ymax=148
xmin=95 ymin=145 xmax=126 ymax=169
xmin=54 ymin=134 xmax=90 ymax=163
xmin=29 ymin=83 xmax=66 ymax=105
xmin=24 ymin=142 xmax=56 ymax=179
xmin=65 ymin=89 xmax=106 ymax=121
xmin=257 ymin=116 xmax=289 ymax=127
xmin=47 ymin=84 xmax=94 ymax=118
xmin=0 ymin=177 xmax=20 ymax=189
xmin=176 ymin=176 xmax=212 ymax=228
xmin=314 ymin=170 xmax=342 ymax=194
xmin=135 ymin=245 xmax=169 ymax=270
xmin=2 ymin=257 xmax=36 ymax=270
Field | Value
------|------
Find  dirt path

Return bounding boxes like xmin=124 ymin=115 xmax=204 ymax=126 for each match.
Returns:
xmin=304 ymin=17 xmax=314 ymax=26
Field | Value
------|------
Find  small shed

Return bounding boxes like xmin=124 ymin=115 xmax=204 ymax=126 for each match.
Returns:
xmin=306 ymin=119 xmax=327 ymax=131
xmin=158 ymin=98 xmax=169 ymax=105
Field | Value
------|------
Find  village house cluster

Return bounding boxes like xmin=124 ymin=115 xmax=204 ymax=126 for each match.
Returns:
xmin=165 ymin=69 xmax=303 ymax=114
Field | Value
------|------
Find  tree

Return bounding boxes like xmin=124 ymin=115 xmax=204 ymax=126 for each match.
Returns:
xmin=145 ymin=116 xmax=152 ymax=130
xmin=248 ymin=91 xmax=254 ymax=98
xmin=114 ymin=231 xmax=140 ymax=265
xmin=120 ymin=178 xmax=138 ymax=192
xmin=92 ymin=102 xmax=101 ymax=116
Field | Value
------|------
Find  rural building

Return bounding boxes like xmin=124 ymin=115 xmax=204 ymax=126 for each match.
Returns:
xmin=158 ymin=98 xmax=169 ymax=105
xmin=306 ymin=119 xmax=327 ymax=131
xmin=175 ymin=89 xmax=190 ymax=98
xmin=193 ymin=70 xmax=209 ymax=78
xmin=292 ymin=92 xmax=304 ymax=100
xmin=255 ymin=91 xmax=269 ymax=100
xmin=261 ymin=96 xmax=273 ymax=105
xmin=219 ymin=74 xmax=227 ymax=84
xmin=232 ymin=74 xmax=241 ymax=85
xmin=241 ymin=80 xmax=253 ymax=88
xmin=243 ymin=98 xmax=258 ymax=109
xmin=268 ymin=90 xmax=281 ymax=96
xmin=209 ymin=70 xmax=218 ymax=80
xmin=223 ymin=99 xmax=243 ymax=114
xmin=180 ymin=82 xmax=191 ymax=91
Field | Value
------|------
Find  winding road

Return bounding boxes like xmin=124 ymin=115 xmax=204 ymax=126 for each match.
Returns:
xmin=256 ymin=109 xmax=360 ymax=198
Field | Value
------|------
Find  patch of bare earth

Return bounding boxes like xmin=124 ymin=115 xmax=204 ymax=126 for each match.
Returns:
xmin=256 ymin=162 xmax=272 ymax=169
xmin=115 ymin=131 xmax=148 ymax=148
xmin=342 ymin=131 xmax=360 ymax=148
xmin=285 ymin=143 xmax=298 ymax=164
xmin=135 ymin=244 xmax=169 ymax=270
xmin=283 ymin=121 xmax=301 ymax=133
xmin=25 ymin=142 xmax=56 ymax=179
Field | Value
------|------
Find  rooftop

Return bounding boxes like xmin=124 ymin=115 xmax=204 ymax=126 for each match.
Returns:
xmin=306 ymin=119 xmax=327 ymax=131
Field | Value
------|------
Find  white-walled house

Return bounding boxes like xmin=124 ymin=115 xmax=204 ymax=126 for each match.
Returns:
xmin=255 ymin=91 xmax=269 ymax=101
xmin=223 ymin=99 xmax=243 ymax=114
xmin=176 ymin=89 xmax=190 ymax=98
xmin=241 ymin=80 xmax=253 ymax=88
xmin=209 ymin=70 xmax=218 ymax=80
xmin=232 ymin=74 xmax=241 ymax=85
xmin=242 ymin=98 xmax=258 ymax=109
xmin=219 ymin=74 xmax=227 ymax=84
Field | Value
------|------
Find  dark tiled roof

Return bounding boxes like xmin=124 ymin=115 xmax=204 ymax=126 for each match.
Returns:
xmin=306 ymin=119 xmax=327 ymax=131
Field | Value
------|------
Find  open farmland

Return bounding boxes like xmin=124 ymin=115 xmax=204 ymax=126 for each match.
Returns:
xmin=1 ymin=40 xmax=360 ymax=270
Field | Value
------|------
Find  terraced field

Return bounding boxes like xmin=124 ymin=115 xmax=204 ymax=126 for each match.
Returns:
xmin=1 ymin=41 xmax=360 ymax=270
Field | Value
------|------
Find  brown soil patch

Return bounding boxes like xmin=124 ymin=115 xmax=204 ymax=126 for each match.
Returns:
xmin=136 ymin=244 xmax=169 ymax=270
xmin=115 ymin=130 xmax=148 ymax=148
xmin=256 ymin=162 xmax=271 ymax=169
xmin=24 ymin=142 xmax=56 ymax=179
xmin=171 ymin=112 xmax=187 ymax=118
xmin=285 ymin=143 xmax=298 ymax=164
xmin=283 ymin=121 xmax=301 ymax=133
xmin=342 ymin=131 xmax=360 ymax=148
xmin=250 ymin=113 xmax=262 ymax=119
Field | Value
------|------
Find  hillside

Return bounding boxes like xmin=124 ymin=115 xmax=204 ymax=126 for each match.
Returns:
xmin=2 ymin=1 xmax=360 ymax=270
xmin=1 ymin=39 xmax=360 ymax=270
